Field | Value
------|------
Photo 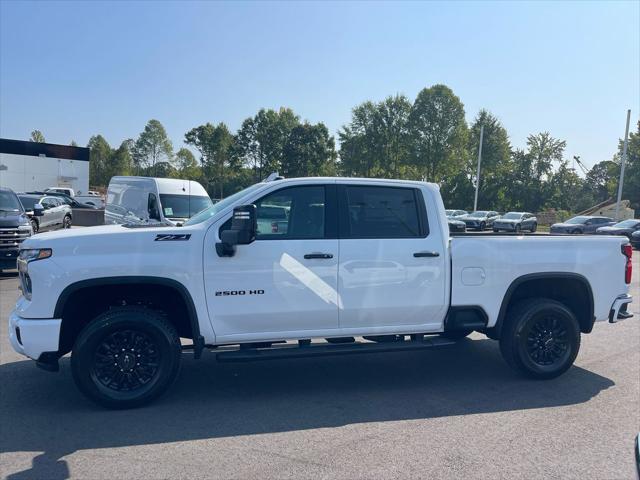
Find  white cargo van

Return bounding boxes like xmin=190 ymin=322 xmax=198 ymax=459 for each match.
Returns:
xmin=105 ymin=176 xmax=212 ymax=226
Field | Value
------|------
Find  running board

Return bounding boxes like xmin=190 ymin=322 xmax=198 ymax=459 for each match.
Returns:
xmin=215 ymin=336 xmax=456 ymax=363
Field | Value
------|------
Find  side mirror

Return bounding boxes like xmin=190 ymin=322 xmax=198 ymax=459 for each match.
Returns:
xmin=216 ymin=205 xmax=257 ymax=257
xmin=33 ymin=204 xmax=45 ymax=217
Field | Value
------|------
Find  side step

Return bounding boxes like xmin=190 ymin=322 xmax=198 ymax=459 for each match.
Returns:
xmin=215 ymin=336 xmax=456 ymax=363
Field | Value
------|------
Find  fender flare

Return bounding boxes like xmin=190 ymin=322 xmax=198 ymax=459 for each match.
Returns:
xmin=54 ymin=276 xmax=204 ymax=358
xmin=493 ymin=272 xmax=595 ymax=335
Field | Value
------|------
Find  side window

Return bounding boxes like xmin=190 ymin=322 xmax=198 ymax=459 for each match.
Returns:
xmin=255 ymin=186 xmax=326 ymax=240
xmin=41 ymin=197 xmax=55 ymax=209
xmin=148 ymin=193 xmax=160 ymax=221
xmin=343 ymin=186 xmax=425 ymax=238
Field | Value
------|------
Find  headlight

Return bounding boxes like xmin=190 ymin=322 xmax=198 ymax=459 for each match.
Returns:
xmin=19 ymin=248 xmax=52 ymax=262
xmin=18 ymin=249 xmax=52 ymax=301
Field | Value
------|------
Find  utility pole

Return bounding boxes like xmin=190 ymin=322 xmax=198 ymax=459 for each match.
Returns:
xmin=614 ymin=109 xmax=631 ymax=220
xmin=473 ymin=124 xmax=484 ymax=212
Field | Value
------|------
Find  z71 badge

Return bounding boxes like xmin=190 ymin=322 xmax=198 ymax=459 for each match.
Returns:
xmin=155 ymin=234 xmax=191 ymax=241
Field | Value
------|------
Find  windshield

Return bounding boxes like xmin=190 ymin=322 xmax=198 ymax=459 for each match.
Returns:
xmin=1 ymin=191 xmax=24 ymax=212
xmin=184 ymin=183 xmax=265 ymax=226
xmin=17 ymin=196 xmax=39 ymax=210
xmin=503 ymin=213 xmax=523 ymax=219
xmin=613 ymin=219 xmax=640 ymax=228
xmin=159 ymin=194 xmax=213 ymax=219
xmin=565 ymin=216 xmax=589 ymax=224
xmin=469 ymin=211 xmax=488 ymax=218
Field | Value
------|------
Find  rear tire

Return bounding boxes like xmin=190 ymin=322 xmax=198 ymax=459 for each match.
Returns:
xmin=63 ymin=214 xmax=72 ymax=229
xmin=531 ymin=223 xmax=537 ymax=233
xmin=71 ymin=307 xmax=181 ymax=409
xmin=499 ymin=299 xmax=580 ymax=379
xmin=480 ymin=222 xmax=486 ymax=231
xmin=572 ymin=229 xmax=583 ymax=235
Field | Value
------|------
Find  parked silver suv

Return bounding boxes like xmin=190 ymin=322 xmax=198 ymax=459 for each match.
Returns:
xmin=18 ymin=194 xmax=72 ymax=233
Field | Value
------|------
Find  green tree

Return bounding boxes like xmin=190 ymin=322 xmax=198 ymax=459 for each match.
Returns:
xmin=338 ymin=95 xmax=413 ymax=178
xmin=282 ymin=122 xmax=336 ymax=177
xmin=523 ymin=132 xmax=567 ymax=211
xmin=185 ymin=122 xmax=234 ymax=198
xmin=468 ymin=110 xmax=512 ymax=210
xmin=174 ymin=147 xmax=201 ymax=180
xmin=409 ymin=84 xmax=468 ymax=182
xmin=87 ymin=135 xmax=112 ymax=186
xmin=29 ymin=130 xmax=45 ymax=143
xmin=618 ymin=121 xmax=640 ymax=211
xmin=584 ymin=160 xmax=618 ymax=203
xmin=104 ymin=140 xmax=134 ymax=181
xmin=234 ymin=108 xmax=300 ymax=181
xmin=133 ymin=119 xmax=173 ymax=176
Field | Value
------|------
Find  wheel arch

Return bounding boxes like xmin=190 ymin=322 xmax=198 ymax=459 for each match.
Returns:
xmin=55 ymin=276 xmax=204 ymax=358
xmin=493 ymin=272 xmax=595 ymax=336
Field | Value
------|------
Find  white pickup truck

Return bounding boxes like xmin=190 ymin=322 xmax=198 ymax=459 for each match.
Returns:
xmin=9 ymin=177 xmax=634 ymax=408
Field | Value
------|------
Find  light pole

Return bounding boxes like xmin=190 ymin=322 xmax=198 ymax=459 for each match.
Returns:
xmin=473 ymin=124 xmax=484 ymax=212
xmin=614 ymin=109 xmax=631 ymax=220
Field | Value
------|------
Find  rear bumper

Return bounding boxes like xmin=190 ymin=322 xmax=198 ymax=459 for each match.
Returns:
xmin=9 ymin=310 xmax=61 ymax=360
xmin=609 ymin=294 xmax=633 ymax=323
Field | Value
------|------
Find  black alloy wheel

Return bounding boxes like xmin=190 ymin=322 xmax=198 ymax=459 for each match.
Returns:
xmin=71 ymin=307 xmax=181 ymax=408
xmin=524 ymin=316 xmax=570 ymax=366
xmin=92 ymin=329 xmax=160 ymax=392
xmin=499 ymin=298 xmax=580 ymax=379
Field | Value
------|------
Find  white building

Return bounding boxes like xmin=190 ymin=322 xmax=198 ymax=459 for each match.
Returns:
xmin=0 ymin=138 xmax=90 ymax=194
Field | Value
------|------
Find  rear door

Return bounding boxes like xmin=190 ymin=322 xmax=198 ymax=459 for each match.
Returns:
xmin=337 ymin=183 xmax=447 ymax=331
xmin=204 ymin=183 xmax=340 ymax=339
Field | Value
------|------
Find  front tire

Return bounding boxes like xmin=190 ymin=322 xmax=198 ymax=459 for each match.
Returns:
xmin=531 ymin=223 xmax=537 ymax=232
xmin=480 ymin=222 xmax=486 ymax=231
xmin=63 ymin=214 xmax=72 ymax=229
xmin=30 ymin=219 xmax=39 ymax=234
xmin=71 ymin=307 xmax=181 ymax=409
xmin=499 ymin=299 xmax=580 ymax=379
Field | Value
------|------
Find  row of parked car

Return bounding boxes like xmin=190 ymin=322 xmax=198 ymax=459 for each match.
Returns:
xmin=0 ymin=187 xmax=105 ymax=271
xmin=445 ymin=209 xmax=640 ymax=243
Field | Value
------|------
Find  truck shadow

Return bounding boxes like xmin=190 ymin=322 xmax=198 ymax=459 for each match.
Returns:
xmin=1 ymin=338 xmax=614 ymax=480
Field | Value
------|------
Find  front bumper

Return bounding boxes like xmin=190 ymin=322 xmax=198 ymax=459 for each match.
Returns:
xmin=494 ymin=223 xmax=516 ymax=231
xmin=0 ymin=248 xmax=19 ymax=269
xmin=609 ymin=294 xmax=633 ymax=323
xmin=9 ymin=310 xmax=62 ymax=360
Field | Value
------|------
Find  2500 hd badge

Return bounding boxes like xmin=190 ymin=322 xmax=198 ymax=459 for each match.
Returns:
xmin=215 ymin=290 xmax=265 ymax=296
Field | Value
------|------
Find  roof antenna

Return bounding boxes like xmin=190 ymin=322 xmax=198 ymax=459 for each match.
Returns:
xmin=264 ymin=172 xmax=284 ymax=182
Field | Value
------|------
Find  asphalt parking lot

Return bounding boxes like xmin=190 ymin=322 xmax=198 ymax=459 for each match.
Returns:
xmin=0 ymin=256 xmax=638 ymax=480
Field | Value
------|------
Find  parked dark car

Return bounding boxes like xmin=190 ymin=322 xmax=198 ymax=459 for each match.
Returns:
xmin=630 ymin=230 xmax=640 ymax=250
xmin=447 ymin=218 xmax=466 ymax=233
xmin=0 ymin=188 xmax=34 ymax=271
xmin=460 ymin=211 xmax=500 ymax=231
xmin=493 ymin=212 xmax=538 ymax=233
xmin=550 ymin=216 xmax=615 ymax=235
xmin=18 ymin=194 xmax=73 ymax=233
xmin=595 ymin=219 xmax=640 ymax=240
xmin=25 ymin=191 xmax=99 ymax=209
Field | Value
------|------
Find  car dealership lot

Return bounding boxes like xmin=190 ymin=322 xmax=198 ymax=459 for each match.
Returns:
xmin=0 ymin=256 xmax=638 ymax=480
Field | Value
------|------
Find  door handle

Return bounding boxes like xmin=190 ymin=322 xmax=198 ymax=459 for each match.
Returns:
xmin=413 ymin=251 xmax=440 ymax=258
xmin=304 ymin=253 xmax=334 ymax=259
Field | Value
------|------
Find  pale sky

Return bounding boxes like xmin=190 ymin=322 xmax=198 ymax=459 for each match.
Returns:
xmin=1 ymin=1 xmax=638 ymax=170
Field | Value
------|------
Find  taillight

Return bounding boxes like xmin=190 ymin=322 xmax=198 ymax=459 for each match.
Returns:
xmin=622 ymin=244 xmax=632 ymax=284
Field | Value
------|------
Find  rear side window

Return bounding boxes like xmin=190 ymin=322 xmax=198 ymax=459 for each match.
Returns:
xmin=342 ymin=186 xmax=426 ymax=238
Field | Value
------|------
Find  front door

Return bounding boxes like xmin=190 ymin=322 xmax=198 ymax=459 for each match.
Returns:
xmin=204 ymin=183 xmax=339 ymax=341
xmin=337 ymin=184 xmax=447 ymax=331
